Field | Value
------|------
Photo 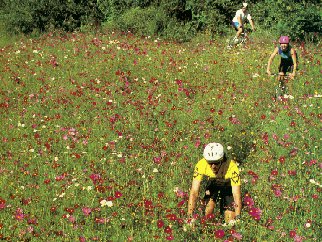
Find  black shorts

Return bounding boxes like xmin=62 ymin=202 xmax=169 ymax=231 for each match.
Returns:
xmin=203 ymin=179 xmax=234 ymax=214
xmin=279 ymin=59 xmax=294 ymax=73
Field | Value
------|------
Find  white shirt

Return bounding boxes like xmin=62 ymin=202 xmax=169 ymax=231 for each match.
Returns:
xmin=232 ymin=9 xmax=252 ymax=23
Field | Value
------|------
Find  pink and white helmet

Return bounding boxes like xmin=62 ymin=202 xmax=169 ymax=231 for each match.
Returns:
xmin=279 ymin=36 xmax=290 ymax=44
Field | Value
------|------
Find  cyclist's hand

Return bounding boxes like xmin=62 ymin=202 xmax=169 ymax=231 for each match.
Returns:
xmin=289 ymin=73 xmax=295 ymax=80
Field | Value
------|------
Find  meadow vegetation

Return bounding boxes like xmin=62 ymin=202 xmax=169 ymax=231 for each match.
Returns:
xmin=0 ymin=27 xmax=321 ymax=241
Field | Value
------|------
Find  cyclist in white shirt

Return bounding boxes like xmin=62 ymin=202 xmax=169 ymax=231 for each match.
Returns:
xmin=232 ymin=3 xmax=255 ymax=39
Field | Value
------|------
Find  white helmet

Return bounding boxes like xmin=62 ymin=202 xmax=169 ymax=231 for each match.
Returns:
xmin=203 ymin=143 xmax=224 ymax=161
xmin=242 ymin=3 xmax=248 ymax=8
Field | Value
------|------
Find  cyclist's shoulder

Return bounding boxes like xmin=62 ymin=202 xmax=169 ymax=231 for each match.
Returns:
xmin=228 ymin=159 xmax=239 ymax=168
xmin=195 ymin=158 xmax=207 ymax=168
xmin=235 ymin=9 xmax=243 ymax=15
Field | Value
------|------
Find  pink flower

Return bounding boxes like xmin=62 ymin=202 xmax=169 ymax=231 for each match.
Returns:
xmin=95 ymin=217 xmax=110 ymax=224
xmin=89 ymin=173 xmax=102 ymax=185
xmin=215 ymin=229 xmax=225 ymax=239
xmin=82 ymin=207 xmax=92 ymax=216
xmin=0 ymin=198 xmax=6 ymax=210
xmin=232 ymin=231 xmax=243 ymax=240
xmin=153 ymin=157 xmax=161 ymax=164
xmin=15 ymin=208 xmax=25 ymax=221
xmin=68 ymin=215 xmax=76 ymax=223
xmin=293 ymin=235 xmax=303 ymax=242
xmin=243 ymin=196 xmax=254 ymax=207
xmin=274 ymin=189 xmax=282 ymax=197
xmin=248 ymin=207 xmax=262 ymax=221
xmin=79 ymin=236 xmax=86 ymax=242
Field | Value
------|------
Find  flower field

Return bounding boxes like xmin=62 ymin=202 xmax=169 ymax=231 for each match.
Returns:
xmin=0 ymin=31 xmax=321 ymax=241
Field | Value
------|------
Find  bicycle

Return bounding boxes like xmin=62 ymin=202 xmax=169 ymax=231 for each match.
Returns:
xmin=227 ymin=28 xmax=251 ymax=49
xmin=270 ymin=73 xmax=294 ymax=101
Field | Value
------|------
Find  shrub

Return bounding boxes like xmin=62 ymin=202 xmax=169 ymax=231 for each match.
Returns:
xmin=112 ymin=6 xmax=168 ymax=37
xmin=253 ymin=0 xmax=321 ymax=42
xmin=1 ymin=0 xmax=104 ymax=34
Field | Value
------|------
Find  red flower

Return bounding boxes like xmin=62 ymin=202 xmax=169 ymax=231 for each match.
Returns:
xmin=166 ymin=235 xmax=174 ymax=241
xmin=279 ymin=156 xmax=285 ymax=163
xmin=115 ymin=191 xmax=123 ymax=199
xmin=166 ymin=213 xmax=177 ymax=221
xmin=271 ymin=170 xmax=278 ymax=176
xmin=0 ymin=198 xmax=6 ymax=210
xmin=214 ymin=229 xmax=225 ymax=239
xmin=289 ymin=230 xmax=297 ymax=238
xmin=164 ymin=226 xmax=172 ymax=234
xmin=157 ymin=219 xmax=164 ymax=228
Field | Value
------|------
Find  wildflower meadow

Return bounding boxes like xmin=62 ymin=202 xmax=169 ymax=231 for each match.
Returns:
xmin=0 ymin=30 xmax=321 ymax=241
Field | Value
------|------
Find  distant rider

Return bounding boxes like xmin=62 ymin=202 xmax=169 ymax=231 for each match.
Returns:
xmin=231 ymin=3 xmax=255 ymax=40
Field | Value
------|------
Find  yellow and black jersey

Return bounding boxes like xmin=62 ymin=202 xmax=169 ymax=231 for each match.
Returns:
xmin=193 ymin=158 xmax=241 ymax=186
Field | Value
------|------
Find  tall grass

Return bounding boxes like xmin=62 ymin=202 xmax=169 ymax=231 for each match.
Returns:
xmin=0 ymin=30 xmax=321 ymax=241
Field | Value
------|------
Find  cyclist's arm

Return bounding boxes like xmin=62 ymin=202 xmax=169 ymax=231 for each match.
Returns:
xmin=187 ymin=179 xmax=201 ymax=216
xmin=232 ymin=185 xmax=242 ymax=217
xmin=290 ymin=48 xmax=297 ymax=77
xmin=249 ymin=19 xmax=255 ymax=31
xmin=267 ymin=47 xmax=279 ymax=75
xmin=237 ymin=15 xmax=243 ymax=28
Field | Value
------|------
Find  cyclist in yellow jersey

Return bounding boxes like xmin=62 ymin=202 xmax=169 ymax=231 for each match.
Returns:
xmin=187 ymin=143 xmax=241 ymax=225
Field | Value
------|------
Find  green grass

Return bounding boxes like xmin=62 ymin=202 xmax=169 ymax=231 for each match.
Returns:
xmin=0 ymin=30 xmax=321 ymax=241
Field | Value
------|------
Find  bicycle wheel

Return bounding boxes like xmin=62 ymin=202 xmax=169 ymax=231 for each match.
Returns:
xmin=227 ymin=36 xmax=238 ymax=48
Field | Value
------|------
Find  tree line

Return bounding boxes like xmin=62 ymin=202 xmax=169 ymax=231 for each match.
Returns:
xmin=0 ymin=0 xmax=320 ymax=41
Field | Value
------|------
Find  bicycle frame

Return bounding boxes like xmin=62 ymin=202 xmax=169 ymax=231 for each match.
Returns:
xmin=227 ymin=28 xmax=250 ymax=48
xmin=271 ymin=74 xmax=292 ymax=100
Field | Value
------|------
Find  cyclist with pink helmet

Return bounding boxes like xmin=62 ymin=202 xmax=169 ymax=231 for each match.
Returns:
xmin=267 ymin=36 xmax=297 ymax=80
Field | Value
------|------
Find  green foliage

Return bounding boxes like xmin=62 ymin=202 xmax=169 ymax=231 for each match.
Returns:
xmin=111 ymin=6 xmax=168 ymax=37
xmin=1 ymin=0 xmax=321 ymax=42
xmin=253 ymin=0 xmax=321 ymax=41
xmin=1 ymin=0 xmax=104 ymax=34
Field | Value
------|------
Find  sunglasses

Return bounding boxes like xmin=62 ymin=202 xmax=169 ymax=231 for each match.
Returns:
xmin=207 ymin=158 xmax=223 ymax=165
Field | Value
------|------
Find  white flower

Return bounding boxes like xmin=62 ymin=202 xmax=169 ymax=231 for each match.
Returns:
xmin=227 ymin=146 xmax=232 ymax=150
xmin=86 ymin=186 xmax=92 ymax=191
xmin=153 ymin=168 xmax=159 ymax=173
xmin=100 ymin=200 xmax=113 ymax=207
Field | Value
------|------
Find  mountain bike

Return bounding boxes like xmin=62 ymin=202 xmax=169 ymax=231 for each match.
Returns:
xmin=271 ymin=73 xmax=293 ymax=101
xmin=227 ymin=28 xmax=251 ymax=49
